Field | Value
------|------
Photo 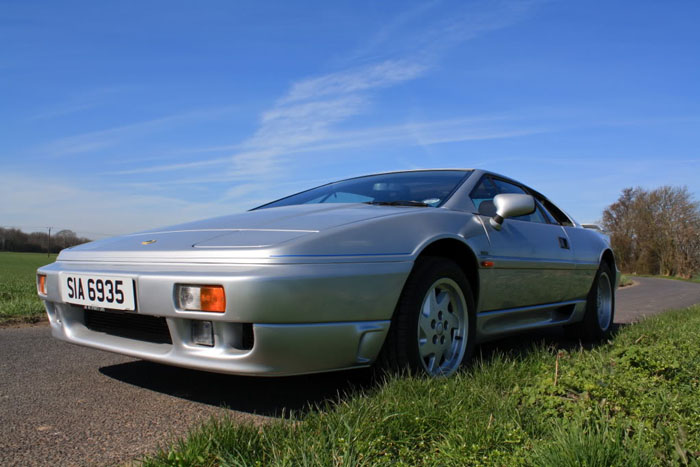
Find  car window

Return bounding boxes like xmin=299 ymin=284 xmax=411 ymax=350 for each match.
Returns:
xmin=470 ymin=176 xmax=548 ymax=224
xmin=490 ymin=179 xmax=548 ymax=224
xmin=539 ymin=198 xmax=574 ymax=226
xmin=491 ymin=179 xmax=526 ymax=195
xmin=535 ymin=199 xmax=558 ymax=224
xmin=469 ymin=177 xmax=499 ymax=216
xmin=255 ymin=170 xmax=471 ymax=209
xmin=311 ymin=191 xmax=374 ymax=204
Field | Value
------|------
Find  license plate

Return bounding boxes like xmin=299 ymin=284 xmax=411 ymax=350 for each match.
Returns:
xmin=60 ymin=274 xmax=136 ymax=311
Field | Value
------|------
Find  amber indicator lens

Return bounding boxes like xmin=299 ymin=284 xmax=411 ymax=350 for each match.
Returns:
xmin=37 ymin=274 xmax=47 ymax=295
xmin=200 ymin=286 xmax=226 ymax=312
xmin=177 ymin=285 xmax=226 ymax=313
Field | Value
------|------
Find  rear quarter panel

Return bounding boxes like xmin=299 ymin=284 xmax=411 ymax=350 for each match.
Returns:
xmin=564 ymin=226 xmax=609 ymax=300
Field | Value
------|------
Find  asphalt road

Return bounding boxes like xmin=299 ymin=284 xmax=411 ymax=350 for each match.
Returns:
xmin=1 ymin=277 xmax=699 ymax=466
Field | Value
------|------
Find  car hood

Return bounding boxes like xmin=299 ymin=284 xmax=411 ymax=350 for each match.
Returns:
xmin=57 ymin=203 xmax=420 ymax=262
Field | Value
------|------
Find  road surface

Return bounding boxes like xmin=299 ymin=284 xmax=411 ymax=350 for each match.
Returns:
xmin=1 ymin=276 xmax=698 ymax=466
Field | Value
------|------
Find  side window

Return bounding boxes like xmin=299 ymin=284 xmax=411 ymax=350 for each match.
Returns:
xmin=470 ymin=176 xmax=552 ymax=224
xmin=489 ymin=178 xmax=548 ymax=224
xmin=535 ymin=199 xmax=558 ymax=224
xmin=469 ymin=177 xmax=499 ymax=216
xmin=491 ymin=179 xmax=527 ymax=195
xmin=540 ymin=199 xmax=574 ymax=227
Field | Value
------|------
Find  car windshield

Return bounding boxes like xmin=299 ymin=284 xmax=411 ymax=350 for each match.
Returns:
xmin=254 ymin=170 xmax=472 ymax=210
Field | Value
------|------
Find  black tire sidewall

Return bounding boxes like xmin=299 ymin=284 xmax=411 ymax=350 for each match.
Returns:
xmin=583 ymin=263 xmax=615 ymax=340
xmin=389 ymin=257 xmax=476 ymax=375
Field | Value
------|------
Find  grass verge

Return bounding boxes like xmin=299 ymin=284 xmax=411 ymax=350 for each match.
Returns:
xmin=619 ymin=274 xmax=634 ymax=287
xmin=623 ymin=273 xmax=700 ymax=284
xmin=0 ymin=252 xmax=55 ymax=325
xmin=143 ymin=305 xmax=700 ymax=466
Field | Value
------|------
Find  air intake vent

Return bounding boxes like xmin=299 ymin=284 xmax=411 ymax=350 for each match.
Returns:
xmin=84 ymin=310 xmax=172 ymax=345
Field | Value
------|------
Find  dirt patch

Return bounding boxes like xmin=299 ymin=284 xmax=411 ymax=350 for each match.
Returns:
xmin=0 ymin=316 xmax=48 ymax=329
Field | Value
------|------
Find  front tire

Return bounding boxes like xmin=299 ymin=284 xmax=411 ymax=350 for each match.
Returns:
xmin=377 ymin=257 xmax=475 ymax=377
xmin=566 ymin=263 xmax=615 ymax=341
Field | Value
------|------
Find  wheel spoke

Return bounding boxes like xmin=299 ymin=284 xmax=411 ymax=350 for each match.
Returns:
xmin=422 ymin=294 xmax=433 ymax=319
xmin=418 ymin=312 xmax=433 ymax=336
xmin=419 ymin=338 xmax=436 ymax=358
xmin=434 ymin=347 xmax=446 ymax=369
xmin=444 ymin=309 xmax=459 ymax=328
xmin=427 ymin=354 xmax=437 ymax=373
xmin=435 ymin=290 xmax=450 ymax=312
xmin=443 ymin=336 xmax=453 ymax=358
xmin=413 ymin=275 xmax=470 ymax=376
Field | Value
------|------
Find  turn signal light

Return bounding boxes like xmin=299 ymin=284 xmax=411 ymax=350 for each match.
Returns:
xmin=37 ymin=274 xmax=47 ymax=295
xmin=177 ymin=285 xmax=226 ymax=313
xmin=200 ymin=286 xmax=226 ymax=312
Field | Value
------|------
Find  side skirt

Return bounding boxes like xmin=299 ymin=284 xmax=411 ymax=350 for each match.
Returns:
xmin=475 ymin=300 xmax=586 ymax=342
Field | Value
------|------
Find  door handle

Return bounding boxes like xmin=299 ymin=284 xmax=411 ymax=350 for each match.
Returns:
xmin=558 ymin=237 xmax=570 ymax=249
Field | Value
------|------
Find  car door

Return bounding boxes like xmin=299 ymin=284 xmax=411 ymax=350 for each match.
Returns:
xmin=471 ymin=176 xmax=575 ymax=311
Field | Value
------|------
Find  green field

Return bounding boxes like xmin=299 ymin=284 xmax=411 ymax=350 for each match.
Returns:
xmin=0 ymin=252 xmax=55 ymax=325
xmin=144 ymin=305 xmax=700 ymax=466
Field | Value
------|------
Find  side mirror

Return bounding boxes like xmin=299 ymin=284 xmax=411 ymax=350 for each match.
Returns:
xmin=489 ymin=194 xmax=536 ymax=230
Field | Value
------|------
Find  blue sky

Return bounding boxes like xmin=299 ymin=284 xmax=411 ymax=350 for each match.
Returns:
xmin=2 ymin=0 xmax=699 ymax=238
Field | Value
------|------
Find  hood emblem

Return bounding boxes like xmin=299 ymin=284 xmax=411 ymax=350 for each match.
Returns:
xmin=141 ymin=239 xmax=157 ymax=245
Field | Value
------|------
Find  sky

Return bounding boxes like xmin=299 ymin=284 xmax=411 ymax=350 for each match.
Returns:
xmin=1 ymin=0 xmax=699 ymax=239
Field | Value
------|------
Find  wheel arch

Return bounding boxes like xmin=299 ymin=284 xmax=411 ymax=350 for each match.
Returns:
xmin=414 ymin=238 xmax=480 ymax=308
xmin=599 ymin=248 xmax=618 ymax=288
xmin=600 ymin=249 xmax=615 ymax=270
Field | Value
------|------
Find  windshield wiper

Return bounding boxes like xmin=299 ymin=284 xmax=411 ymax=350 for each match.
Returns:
xmin=364 ymin=200 xmax=430 ymax=207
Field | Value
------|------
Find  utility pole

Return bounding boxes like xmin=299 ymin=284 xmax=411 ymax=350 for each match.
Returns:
xmin=47 ymin=227 xmax=52 ymax=257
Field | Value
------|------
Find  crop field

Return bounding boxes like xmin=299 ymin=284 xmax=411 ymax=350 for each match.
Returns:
xmin=0 ymin=252 xmax=55 ymax=325
xmin=145 ymin=305 xmax=700 ymax=466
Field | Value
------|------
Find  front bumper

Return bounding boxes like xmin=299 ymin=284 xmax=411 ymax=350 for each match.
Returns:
xmin=38 ymin=260 xmax=411 ymax=375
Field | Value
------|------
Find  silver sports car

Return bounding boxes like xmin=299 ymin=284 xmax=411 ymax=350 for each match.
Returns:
xmin=37 ymin=169 xmax=618 ymax=377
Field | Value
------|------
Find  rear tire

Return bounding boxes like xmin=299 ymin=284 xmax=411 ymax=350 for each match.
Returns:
xmin=376 ymin=257 xmax=476 ymax=377
xmin=565 ymin=263 xmax=615 ymax=341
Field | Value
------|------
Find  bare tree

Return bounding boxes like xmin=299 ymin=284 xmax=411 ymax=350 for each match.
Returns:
xmin=0 ymin=227 xmax=91 ymax=253
xmin=54 ymin=229 xmax=79 ymax=250
xmin=602 ymin=186 xmax=700 ymax=278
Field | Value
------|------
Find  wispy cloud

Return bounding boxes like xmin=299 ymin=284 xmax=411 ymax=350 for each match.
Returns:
xmin=279 ymin=60 xmax=426 ymax=104
xmin=42 ymin=1 xmax=540 ymax=176
xmin=41 ymin=106 xmax=237 ymax=157
xmin=341 ymin=0 xmax=538 ymax=66
xmin=29 ymin=102 xmax=97 ymax=121
xmin=216 ymin=1 xmax=540 ymax=180
xmin=28 ymin=0 xmax=545 ymax=229
xmin=107 ymin=113 xmax=550 ymax=177
xmin=28 ymin=86 xmax=129 ymax=121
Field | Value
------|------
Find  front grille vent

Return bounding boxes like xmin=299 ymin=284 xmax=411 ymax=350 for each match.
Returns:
xmin=84 ymin=310 xmax=172 ymax=345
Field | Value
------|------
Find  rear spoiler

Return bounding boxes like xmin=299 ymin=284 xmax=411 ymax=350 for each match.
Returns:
xmin=581 ymin=224 xmax=604 ymax=232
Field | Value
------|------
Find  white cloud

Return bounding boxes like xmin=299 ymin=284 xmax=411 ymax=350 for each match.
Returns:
xmin=40 ymin=107 xmax=237 ymax=157
xmin=280 ymin=60 xmax=426 ymax=104
xmin=8 ymin=1 xmax=548 ymax=236
xmin=215 ymin=1 xmax=542 ymax=182
xmin=28 ymin=86 xmax=129 ymax=121
xmin=106 ymin=114 xmax=551 ymax=178
xmin=341 ymin=0 xmax=539 ymax=67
